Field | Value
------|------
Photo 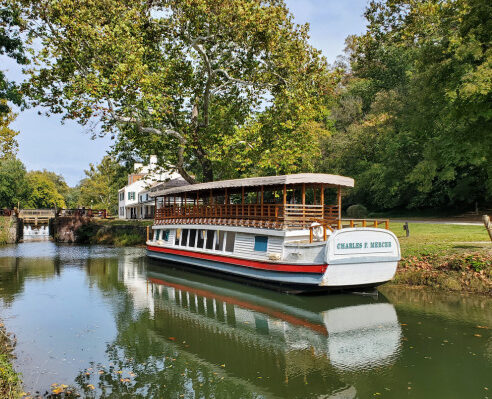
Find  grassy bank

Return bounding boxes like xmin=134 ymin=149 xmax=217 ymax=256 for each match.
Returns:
xmin=0 ymin=217 xmax=10 ymax=245
xmin=387 ymin=222 xmax=491 ymax=294
xmin=74 ymin=220 xmax=147 ymax=246
xmin=0 ymin=321 xmax=22 ymax=399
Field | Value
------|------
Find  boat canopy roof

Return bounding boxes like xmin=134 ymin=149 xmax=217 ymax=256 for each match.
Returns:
xmin=150 ymin=173 xmax=354 ymax=198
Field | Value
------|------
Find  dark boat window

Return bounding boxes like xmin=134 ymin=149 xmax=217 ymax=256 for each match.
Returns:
xmin=205 ymin=230 xmax=215 ymax=249
xmin=225 ymin=232 xmax=235 ymax=253
xmin=180 ymin=229 xmax=189 ymax=246
xmin=163 ymin=230 xmax=169 ymax=241
xmin=188 ymin=229 xmax=196 ymax=247
xmin=254 ymin=236 xmax=268 ymax=252
xmin=155 ymin=230 xmax=160 ymax=241
xmin=215 ymin=231 xmax=225 ymax=251
xmin=197 ymin=230 xmax=205 ymax=248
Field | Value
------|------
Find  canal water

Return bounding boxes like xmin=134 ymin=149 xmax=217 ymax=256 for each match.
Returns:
xmin=0 ymin=242 xmax=490 ymax=398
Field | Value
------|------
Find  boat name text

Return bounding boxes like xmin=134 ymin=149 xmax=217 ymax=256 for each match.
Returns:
xmin=337 ymin=241 xmax=392 ymax=250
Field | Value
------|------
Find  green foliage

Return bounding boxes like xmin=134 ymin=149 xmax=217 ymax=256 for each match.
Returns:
xmin=0 ymin=100 xmax=19 ymax=157
xmin=0 ymin=156 xmax=28 ymax=208
xmin=346 ymin=204 xmax=368 ymax=218
xmin=322 ymin=0 xmax=492 ymax=211
xmin=19 ymin=0 xmax=333 ymax=182
xmin=78 ymin=156 xmax=128 ymax=215
xmin=0 ymin=1 xmax=27 ymax=114
xmin=24 ymin=170 xmax=66 ymax=209
xmin=0 ymin=322 xmax=22 ymax=399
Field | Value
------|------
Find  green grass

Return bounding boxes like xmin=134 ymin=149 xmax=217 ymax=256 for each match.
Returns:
xmin=97 ymin=218 xmax=153 ymax=227
xmin=388 ymin=222 xmax=490 ymax=257
xmin=384 ymin=222 xmax=491 ymax=294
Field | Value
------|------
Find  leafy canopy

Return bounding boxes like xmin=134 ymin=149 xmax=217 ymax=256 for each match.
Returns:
xmin=322 ymin=0 xmax=491 ymax=210
xmin=20 ymin=0 xmax=333 ymax=182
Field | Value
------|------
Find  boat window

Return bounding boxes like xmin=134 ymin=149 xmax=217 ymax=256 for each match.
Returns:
xmin=225 ymin=232 xmax=235 ymax=253
xmin=154 ymin=230 xmax=160 ymax=241
xmin=188 ymin=229 xmax=196 ymax=247
xmin=254 ymin=236 xmax=268 ymax=252
xmin=215 ymin=231 xmax=225 ymax=251
xmin=163 ymin=230 xmax=170 ymax=241
xmin=197 ymin=230 xmax=205 ymax=248
xmin=205 ymin=230 xmax=215 ymax=250
xmin=180 ymin=229 xmax=189 ymax=246
xmin=175 ymin=229 xmax=181 ymax=245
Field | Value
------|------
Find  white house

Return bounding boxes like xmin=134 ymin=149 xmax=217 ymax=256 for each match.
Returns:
xmin=118 ymin=156 xmax=187 ymax=219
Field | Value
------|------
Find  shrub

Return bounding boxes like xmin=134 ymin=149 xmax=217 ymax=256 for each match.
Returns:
xmin=346 ymin=204 xmax=368 ymax=218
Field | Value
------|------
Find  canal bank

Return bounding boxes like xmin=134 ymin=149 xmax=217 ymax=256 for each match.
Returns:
xmin=0 ymin=320 xmax=21 ymax=399
xmin=0 ymin=215 xmax=22 ymax=245
xmin=51 ymin=217 xmax=149 ymax=246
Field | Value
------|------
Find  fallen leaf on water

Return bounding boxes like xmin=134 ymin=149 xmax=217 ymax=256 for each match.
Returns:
xmin=116 ymin=370 xmax=123 ymax=374
xmin=400 ymin=323 xmax=407 ymax=326
xmin=120 ymin=378 xmax=130 ymax=383
xmin=474 ymin=334 xmax=482 ymax=337
xmin=98 ymin=371 xmax=104 ymax=374
xmin=477 ymin=325 xmax=489 ymax=329
xmin=87 ymin=384 xmax=95 ymax=390
xmin=221 ymin=364 xmax=225 ymax=367
xmin=169 ymin=337 xmax=176 ymax=341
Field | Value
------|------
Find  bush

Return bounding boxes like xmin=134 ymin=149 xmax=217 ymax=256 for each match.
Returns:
xmin=346 ymin=204 xmax=368 ymax=218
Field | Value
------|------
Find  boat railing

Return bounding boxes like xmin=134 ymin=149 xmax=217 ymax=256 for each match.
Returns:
xmin=154 ymin=204 xmax=340 ymax=229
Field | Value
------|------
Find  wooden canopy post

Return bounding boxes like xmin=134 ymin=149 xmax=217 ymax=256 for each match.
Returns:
xmin=260 ymin=185 xmax=264 ymax=219
xmin=302 ymin=183 xmax=306 ymax=226
xmin=283 ymin=184 xmax=287 ymax=204
xmin=320 ymin=184 xmax=324 ymax=220
xmin=337 ymin=186 xmax=342 ymax=219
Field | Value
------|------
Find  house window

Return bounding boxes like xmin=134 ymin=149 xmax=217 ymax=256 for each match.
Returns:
xmin=205 ymin=230 xmax=215 ymax=250
xmin=128 ymin=192 xmax=135 ymax=200
xmin=254 ymin=236 xmax=268 ymax=252
xmin=180 ymin=229 xmax=189 ymax=247
xmin=197 ymin=230 xmax=205 ymax=248
xmin=119 ymin=192 xmax=124 ymax=201
xmin=225 ymin=232 xmax=235 ymax=253
xmin=188 ymin=229 xmax=196 ymax=247
xmin=215 ymin=231 xmax=225 ymax=251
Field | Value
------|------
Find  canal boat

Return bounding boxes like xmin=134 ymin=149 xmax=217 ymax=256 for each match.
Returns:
xmin=146 ymin=173 xmax=400 ymax=292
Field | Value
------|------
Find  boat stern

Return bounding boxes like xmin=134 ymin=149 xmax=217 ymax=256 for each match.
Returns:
xmin=321 ymin=228 xmax=400 ymax=288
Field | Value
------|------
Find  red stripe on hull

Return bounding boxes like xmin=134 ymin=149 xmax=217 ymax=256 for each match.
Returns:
xmin=147 ymin=245 xmax=327 ymax=274
xmin=148 ymin=277 xmax=328 ymax=335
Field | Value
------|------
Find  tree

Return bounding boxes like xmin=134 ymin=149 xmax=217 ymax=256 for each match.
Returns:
xmin=25 ymin=170 xmax=66 ymax=209
xmin=0 ymin=156 xmax=29 ymax=208
xmin=0 ymin=100 xmax=19 ymax=157
xmin=78 ymin=156 xmax=128 ymax=215
xmin=19 ymin=0 xmax=333 ymax=182
xmin=323 ymin=0 xmax=491 ymax=210
xmin=0 ymin=1 xmax=27 ymax=114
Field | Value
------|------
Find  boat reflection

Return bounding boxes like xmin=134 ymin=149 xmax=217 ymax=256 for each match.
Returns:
xmin=144 ymin=263 xmax=402 ymax=375
xmin=102 ymin=257 xmax=402 ymax=397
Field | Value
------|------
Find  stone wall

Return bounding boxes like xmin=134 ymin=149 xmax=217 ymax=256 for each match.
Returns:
xmin=0 ymin=215 xmax=23 ymax=244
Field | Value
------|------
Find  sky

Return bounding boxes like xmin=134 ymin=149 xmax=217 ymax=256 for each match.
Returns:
xmin=2 ymin=0 xmax=368 ymax=187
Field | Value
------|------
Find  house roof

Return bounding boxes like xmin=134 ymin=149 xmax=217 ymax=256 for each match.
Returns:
xmin=150 ymin=173 xmax=354 ymax=197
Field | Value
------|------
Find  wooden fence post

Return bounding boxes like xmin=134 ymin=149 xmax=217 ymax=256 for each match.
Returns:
xmin=483 ymin=215 xmax=492 ymax=241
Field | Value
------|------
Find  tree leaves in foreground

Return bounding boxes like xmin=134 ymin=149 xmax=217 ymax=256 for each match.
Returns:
xmin=19 ymin=0 xmax=333 ymax=182
xmin=0 ymin=1 xmax=27 ymax=114
xmin=323 ymin=0 xmax=492 ymax=210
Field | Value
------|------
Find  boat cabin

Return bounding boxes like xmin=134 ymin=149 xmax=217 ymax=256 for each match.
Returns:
xmin=150 ymin=174 xmax=356 ymax=233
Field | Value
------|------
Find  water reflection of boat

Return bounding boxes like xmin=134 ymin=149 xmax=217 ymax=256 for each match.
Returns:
xmin=144 ymin=262 xmax=402 ymax=377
